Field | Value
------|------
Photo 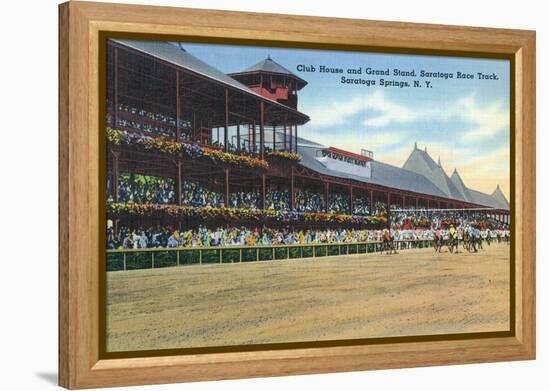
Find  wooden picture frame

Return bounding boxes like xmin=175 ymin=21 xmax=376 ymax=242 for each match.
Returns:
xmin=59 ymin=1 xmax=536 ymax=389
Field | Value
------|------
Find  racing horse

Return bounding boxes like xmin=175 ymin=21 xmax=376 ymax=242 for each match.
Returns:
xmin=433 ymin=231 xmax=444 ymax=253
xmin=380 ymin=229 xmax=398 ymax=255
xmin=462 ymin=230 xmax=478 ymax=253
xmin=448 ymin=231 xmax=459 ymax=254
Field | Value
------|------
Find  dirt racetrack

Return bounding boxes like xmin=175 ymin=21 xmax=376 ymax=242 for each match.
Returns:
xmin=106 ymin=243 xmax=510 ymax=352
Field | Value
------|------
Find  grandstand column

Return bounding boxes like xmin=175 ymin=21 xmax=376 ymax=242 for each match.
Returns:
xmin=236 ymin=120 xmax=241 ymax=150
xmin=193 ymin=112 xmax=196 ymax=141
xmin=259 ymin=102 xmax=265 ymax=160
xmin=247 ymin=124 xmax=252 ymax=151
xmin=290 ymin=168 xmax=296 ymax=209
xmin=176 ymin=160 xmax=182 ymax=205
xmin=273 ymin=124 xmax=276 ymax=151
xmin=427 ymin=199 xmax=430 ymax=209
xmin=295 ymin=124 xmax=298 ymax=153
xmin=252 ymin=121 xmax=257 ymax=153
xmin=176 ymin=70 xmax=180 ymax=141
xmin=224 ymin=88 xmax=229 ymax=151
xmin=369 ymin=190 xmax=374 ymax=215
xmin=261 ymin=174 xmax=266 ymax=209
xmin=283 ymin=124 xmax=287 ymax=150
xmin=111 ymin=151 xmax=119 ymax=202
xmin=349 ymin=186 xmax=353 ymax=215
xmin=113 ymin=47 xmax=119 ymax=126
xmin=402 ymin=195 xmax=406 ymax=209
xmin=288 ymin=123 xmax=292 ymax=152
xmin=224 ymin=168 xmax=230 ymax=207
xmin=324 ymin=182 xmax=330 ymax=212
xmin=386 ymin=192 xmax=391 ymax=229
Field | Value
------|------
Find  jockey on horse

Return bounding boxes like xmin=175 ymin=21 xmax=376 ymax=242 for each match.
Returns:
xmin=448 ymin=224 xmax=459 ymax=254
xmin=381 ymin=228 xmax=397 ymax=255
xmin=433 ymin=226 xmax=444 ymax=253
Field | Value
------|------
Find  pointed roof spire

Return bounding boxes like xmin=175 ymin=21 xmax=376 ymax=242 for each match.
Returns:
xmin=491 ymin=184 xmax=509 ymax=208
xmin=438 ymin=156 xmax=441 ymax=166
xmin=414 ymin=141 xmax=417 ymax=149
xmin=424 ymin=146 xmax=427 ymax=153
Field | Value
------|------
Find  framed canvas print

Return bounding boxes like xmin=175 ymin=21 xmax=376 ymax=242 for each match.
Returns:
xmin=58 ymin=1 xmax=536 ymax=389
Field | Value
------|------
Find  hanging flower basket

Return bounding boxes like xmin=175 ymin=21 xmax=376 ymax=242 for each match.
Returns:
xmin=108 ymin=202 xmax=386 ymax=227
xmin=266 ymin=150 xmax=301 ymax=163
xmin=106 ymin=127 xmax=268 ymax=170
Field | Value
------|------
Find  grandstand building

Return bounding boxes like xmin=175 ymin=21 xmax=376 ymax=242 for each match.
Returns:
xmin=105 ymin=39 xmax=510 ymax=231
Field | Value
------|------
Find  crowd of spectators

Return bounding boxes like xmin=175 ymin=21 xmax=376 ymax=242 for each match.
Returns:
xmin=181 ymin=180 xmax=224 ymax=208
xmin=112 ymin=177 xmax=377 ymax=215
xmin=372 ymin=201 xmax=387 ymax=216
xmin=107 ymin=224 xmax=414 ymax=249
xmin=107 ymin=222 xmax=510 ymax=250
xmin=265 ymin=187 xmax=290 ymax=210
xmin=115 ymin=174 xmax=175 ymax=204
xmin=353 ymin=197 xmax=369 ymax=215
xmin=295 ymin=190 xmax=325 ymax=212
xmin=108 ymin=104 xmax=193 ymax=139
xmin=328 ymin=193 xmax=350 ymax=214
xmin=229 ymin=190 xmax=261 ymax=209
xmin=390 ymin=208 xmax=510 ymax=231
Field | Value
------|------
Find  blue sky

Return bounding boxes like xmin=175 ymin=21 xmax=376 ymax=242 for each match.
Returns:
xmin=182 ymin=42 xmax=510 ymax=199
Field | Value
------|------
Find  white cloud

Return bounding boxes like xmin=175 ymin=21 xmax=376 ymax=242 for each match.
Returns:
xmin=311 ymin=130 xmax=406 ymax=155
xmin=305 ymin=91 xmax=509 ymax=144
xmin=362 ymin=91 xmax=419 ymax=127
xmin=446 ymin=94 xmax=509 ymax=142
xmin=305 ymin=91 xmax=419 ymax=129
xmin=305 ymin=96 xmax=367 ymax=128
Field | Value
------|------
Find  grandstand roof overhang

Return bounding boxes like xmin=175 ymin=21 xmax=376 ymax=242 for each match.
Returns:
xmin=109 ymin=39 xmax=310 ymax=127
